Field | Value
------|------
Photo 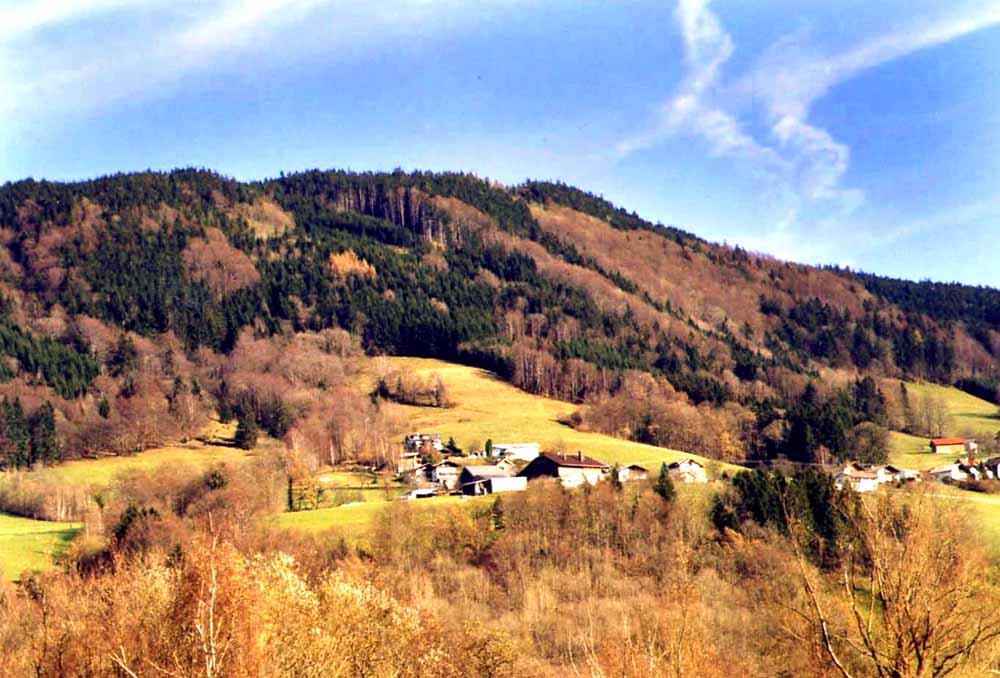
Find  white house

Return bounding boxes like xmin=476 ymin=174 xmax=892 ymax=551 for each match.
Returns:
xmin=617 ymin=464 xmax=649 ymax=483
xmin=430 ymin=459 xmax=462 ymax=491
xmin=928 ymin=463 xmax=970 ymax=483
xmin=460 ymin=465 xmax=526 ymax=495
xmin=519 ymin=452 xmax=609 ymax=488
xmin=491 ymin=443 xmax=540 ymax=462
xmin=835 ymin=471 xmax=879 ymax=493
xmin=666 ymin=459 xmax=708 ymax=484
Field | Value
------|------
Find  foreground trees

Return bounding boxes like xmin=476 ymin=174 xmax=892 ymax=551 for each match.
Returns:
xmin=4 ymin=467 xmax=1000 ymax=676
xmin=799 ymin=493 xmax=1000 ymax=677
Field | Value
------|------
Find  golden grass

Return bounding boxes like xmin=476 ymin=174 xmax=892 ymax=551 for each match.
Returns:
xmin=0 ymin=512 xmax=80 ymax=581
xmin=27 ymin=421 xmax=266 ymax=489
xmin=274 ymin=495 xmax=493 ymax=541
xmin=365 ymin=356 xmax=733 ymax=471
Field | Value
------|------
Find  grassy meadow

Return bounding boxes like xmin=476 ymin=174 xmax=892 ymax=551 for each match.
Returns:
xmin=26 ymin=421 xmax=263 ymax=490
xmin=0 ymin=513 xmax=81 ymax=581
xmin=274 ymin=494 xmax=495 ymax=541
xmin=364 ymin=356 xmax=727 ymax=471
xmin=889 ymin=382 xmax=1000 ymax=472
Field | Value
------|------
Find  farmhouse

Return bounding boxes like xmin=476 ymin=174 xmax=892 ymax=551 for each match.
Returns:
xmin=928 ymin=463 xmax=971 ymax=483
xmin=872 ymin=464 xmax=921 ymax=484
xmin=429 ymin=459 xmax=462 ymax=491
xmin=519 ymin=452 xmax=609 ymax=488
xmin=399 ymin=433 xmax=445 ymax=473
xmin=666 ymin=458 xmax=708 ymax=484
xmin=491 ymin=442 xmax=540 ymax=462
xmin=459 ymin=465 xmax=526 ymax=495
xmin=930 ymin=437 xmax=967 ymax=455
xmin=616 ymin=464 xmax=648 ymax=483
xmin=835 ymin=470 xmax=879 ymax=493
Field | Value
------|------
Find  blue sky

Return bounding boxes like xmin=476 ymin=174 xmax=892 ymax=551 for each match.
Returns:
xmin=2 ymin=0 xmax=999 ymax=285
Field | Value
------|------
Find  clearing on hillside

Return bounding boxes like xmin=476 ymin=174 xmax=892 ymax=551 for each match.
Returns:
xmin=0 ymin=513 xmax=80 ymax=581
xmin=364 ymin=356 xmax=721 ymax=470
xmin=890 ymin=383 xmax=1000 ymax=472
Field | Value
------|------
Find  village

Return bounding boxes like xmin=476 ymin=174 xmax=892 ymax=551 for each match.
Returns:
xmin=396 ymin=432 xmax=1000 ymax=498
xmin=394 ymin=432 xmax=712 ymax=499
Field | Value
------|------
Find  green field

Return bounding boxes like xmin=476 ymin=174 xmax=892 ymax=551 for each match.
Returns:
xmin=889 ymin=382 xmax=1000 ymax=472
xmin=0 ymin=513 xmax=80 ymax=581
xmin=366 ymin=357 xmax=730 ymax=471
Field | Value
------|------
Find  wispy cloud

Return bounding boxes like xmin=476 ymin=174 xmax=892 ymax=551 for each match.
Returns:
xmin=620 ymin=0 xmax=1000 ymax=245
xmin=0 ymin=0 xmax=522 ymax=132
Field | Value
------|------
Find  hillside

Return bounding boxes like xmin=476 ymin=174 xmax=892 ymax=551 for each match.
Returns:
xmin=361 ymin=356 xmax=708 ymax=468
xmin=0 ymin=168 xmax=996 ymax=473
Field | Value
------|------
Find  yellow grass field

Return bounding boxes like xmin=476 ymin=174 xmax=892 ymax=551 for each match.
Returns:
xmin=274 ymin=495 xmax=494 ymax=541
xmin=366 ymin=357 xmax=728 ymax=471
xmin=27 ymin=421 xmax=264 ymax=489
xmin=0 ymin=513 xmax=80 ymax=581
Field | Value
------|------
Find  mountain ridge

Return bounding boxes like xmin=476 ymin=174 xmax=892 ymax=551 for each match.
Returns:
xmin=0 ymin=167 xmax=996 ymax=467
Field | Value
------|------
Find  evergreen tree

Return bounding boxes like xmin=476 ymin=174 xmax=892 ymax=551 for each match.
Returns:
xmin=234 ymin=410 xmax=259 ymax=450
xmin=98 ymin=395 xmax=111 ymax=419
xmin=29 ymin=401 xmax=60 ymax=465
xmin=610 ymin=463 xmax=623 ymax=491
xmin=654 ymin=463 xmax=675 ymax=503
xmin=2 ymin=397 xmax=29 ymax=468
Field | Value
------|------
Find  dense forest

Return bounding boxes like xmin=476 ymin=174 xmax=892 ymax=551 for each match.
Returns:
xmin=0 ymin=168 xmax=997 ymax=469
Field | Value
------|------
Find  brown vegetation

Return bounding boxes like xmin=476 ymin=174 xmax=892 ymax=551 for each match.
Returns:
xmin=183 ymin=227 xmax=261 ymax=297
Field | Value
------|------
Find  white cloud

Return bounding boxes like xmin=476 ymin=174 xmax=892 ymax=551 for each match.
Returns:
xmin=0 ymin=0 xmax=524 ymax=133
xmin=620 ymin=0 xmax=1000 ymax=247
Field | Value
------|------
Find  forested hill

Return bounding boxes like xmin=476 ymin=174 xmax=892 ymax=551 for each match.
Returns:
xmin=0 ymin=168 xmax=996 ymax=467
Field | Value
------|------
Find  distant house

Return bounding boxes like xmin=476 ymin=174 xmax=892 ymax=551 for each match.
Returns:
xmin=666 ymin=458 xmax=708 ymax=484
xmin=403 ymin=487 xmax=438 ymax=500
xmin=429 ymin=459 xmax=462 ymax=491
xmin=495 ymin=457 xmax=523 ymax=474
xmin=519 ymin=452 xmax=609 ymax=488
xmin=872 ymin=464 xmax=921 ymax=483
xmin=930 ymin=437 xmax=967 ymax=455
xmin=617 ymin=464 xmax=648 ymax=483
xmin=835 ymin=471 xmax=879 ymax=493
xmin=399 ymin=433 xmax=444 ymax=473
xmin=983 ymin=457 xmax=1000 ymax=478
xmin=491 ymin=443 xmax=540 ymax=462
xmin=459 ymin=465 xmax=526 ymax=495
xmin=928 ymin=463 xmax=970 ymax=483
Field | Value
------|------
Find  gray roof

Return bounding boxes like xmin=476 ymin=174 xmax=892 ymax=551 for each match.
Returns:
xmin=461 ymin=465 xmax=512 ymax=480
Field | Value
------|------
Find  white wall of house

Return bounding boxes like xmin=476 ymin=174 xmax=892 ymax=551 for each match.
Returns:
xmin=557 ymin=466 xmax=604 ymax=487
xmin=488 ymin=476 xmax=527 ymax=493
xmin=493 ymin=443 xmax=540 ymax=461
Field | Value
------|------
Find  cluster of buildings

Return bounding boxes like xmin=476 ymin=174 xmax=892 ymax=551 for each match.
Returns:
xmin=834 ymin=462 xmax=921 ymax=493
xmin=834 ymin=437 xmax=997 ymax=493
xmin=398 ymin=432 xmax=710 ymax=498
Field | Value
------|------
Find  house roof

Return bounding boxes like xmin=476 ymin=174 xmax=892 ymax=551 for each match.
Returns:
xmin=626 ymin=464 xmax=647 ymax=471
xmin=461 ymin=465 xmax=512 ymax=479
xmin=929 ymin=464 xmax=960 ymax=474
xmin=540 ymin=452 xmax=608 ymax=469
xmin=931 ymin=437 xmax=967 ymax=446
xmin=984 ymin=457 xmax=1000 ymax=467
xmin=668 ymin=458 xmax=705 ymax=469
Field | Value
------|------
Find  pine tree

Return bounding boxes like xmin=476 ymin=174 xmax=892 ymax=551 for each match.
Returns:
xmin=654 ymin=462 xmax=675 ymax=503
xmin=29 ymin=401 xmax=60 ymax=464
xmin=98 ymin=395 xmax=111 ymax=419
xmin=2 ymin=397 xmax=30 ymax=468
xmin=610 ymin=463 xmax=623 ymax=491
xmin=234 ymin=410 xmax=259 ymax=450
